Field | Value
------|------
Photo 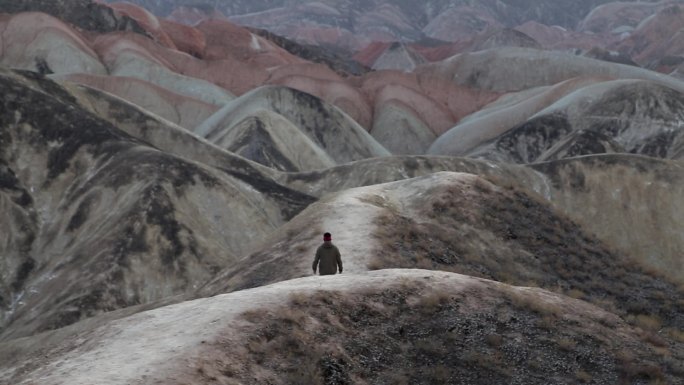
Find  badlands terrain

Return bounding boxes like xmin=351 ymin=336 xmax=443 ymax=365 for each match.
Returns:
xmin=0 ymin=0 xmax=683 ymax=384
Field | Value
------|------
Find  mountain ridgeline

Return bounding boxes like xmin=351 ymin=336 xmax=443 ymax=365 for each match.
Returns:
xmin=0 ymin=1 xmax=683 ymax=384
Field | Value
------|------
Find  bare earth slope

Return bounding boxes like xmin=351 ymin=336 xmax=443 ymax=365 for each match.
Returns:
xmin=1 ymin=269 xmax=682 ymax=385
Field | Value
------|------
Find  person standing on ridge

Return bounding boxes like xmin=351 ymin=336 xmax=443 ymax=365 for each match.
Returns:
xmin=313 ymin=232 xmax=342 ymax=276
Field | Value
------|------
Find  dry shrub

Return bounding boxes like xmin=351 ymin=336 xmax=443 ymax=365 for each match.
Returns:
xmin=639 ymin=330 xmax=668 ymax=348
xmin=486 ymin=334 xmax=503 ymax=348
xmin=566 ymin=289 xmax=586 ymax=300
xmin=528 ymin=359 xmax=542 ymax=370
xmin=575 ymin=370 xmax=592 ymax=383
xmin=279 ymin=307 xmax=309 ymax=327
xmin=665 ymin=356 xmax=684 ymax=377
xmin=427 ymin=365 xmax=451 ymax=382
xmin=556 ymin=338 xmax=577 ymax=352
xmin=417 ymin=292 xmax=450 ymax=314
xmin=289 ymin=292 xmax=310 ymax=307
xmin=633 ymin=314 xmax=663 ymax=331
xmin=664 ymin=327 xmax=684 ymax=343
xmin=382 ymin=371 xmax=410 ymax=385
xmin=415 ymin=339 xmax=447 ymax=356
xmin=507 ymin=291 xmax=562 ymax=318
xmin=621 ymin=362 xmax=665 ymax=382
xmin=283 ymin=360 xmax=320 ymax=384
xmin=286 ymin=228 xmax=298 ymax=239
xmin=373 ymin=211 xmax=395 ymax=230
xmin=242 ymin=309 xmax=269 ymax=323
xmin=616 ymin=350 xmax=636 ymax=365
xmin=593 ymin=298 xmax=619 ymax=315
xmin=294 ymin=244 xmax=308 ymax=253
xmin=367 ymin=259 xmax=383 ymax=270
xmin=463 ymin=351 xmax=489 ymax=366
xmin=652 ymin=346 xmax=671 ymax=358
xmin=358 ymin=194 xmax=399 ymax=213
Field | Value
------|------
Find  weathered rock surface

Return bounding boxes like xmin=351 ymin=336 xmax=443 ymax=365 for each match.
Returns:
xmin=615 ymin=3 xmax=684 ymax=66
xmin=0 ymin=69 xmax=312 ymax=340
xmin=92 ymin=32 xmax=237 ymax=105
xmin=371 ymin=100 xmax=437 ymax=155
xmin=250 ymin=27 xmax=369 ymax=76
xmin=0 ymin=0 xmax=146 ymax=35
xmin=108 ymin=2 xmax=177 ymax=49
xmin=54 ymin=73 xmax=219 ymax=130
xmin=120 ymin=0 xmax=631 ymax=47
xmin=423 ymin=6 xmax=503 ymax=41
xmin=0 ymin=12 xmax=107 ymax=75
xmin=369 ymin=42 xmax=427 ymax=71
xmin=419 ymin=47 xmax=683 ymax=93
xmin=3 ymin=269 xmax=680 ymax=385
xmin=195 ymin=85 xmax=390 ymax=169
xmin=431 ymin=79 xmax=684 ymax=162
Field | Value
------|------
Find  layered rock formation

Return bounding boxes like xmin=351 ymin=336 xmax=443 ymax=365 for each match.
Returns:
xmin=429 ymin=77 xmax=684 ymax=161
xmin=0 ymin=68 xmax=315 ymax=340
xmin=1 ymin=1 xmax=683 ymax=384
xmin=115 ymin=0 xmax=684 ymax=80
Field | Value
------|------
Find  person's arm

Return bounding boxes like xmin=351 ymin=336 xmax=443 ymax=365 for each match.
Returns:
xmin=336 ymin=248 xmax=343 ymax=273
xmin=312 ymin=249 xmax=320 ymax=274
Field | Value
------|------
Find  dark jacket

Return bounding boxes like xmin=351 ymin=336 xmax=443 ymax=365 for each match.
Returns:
xmin=313 ymin=242 xmax=342 ymax=275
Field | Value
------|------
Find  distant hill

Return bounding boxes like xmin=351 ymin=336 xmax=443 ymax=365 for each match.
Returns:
xmin=1 ymin=1 xmax=683 ymax=383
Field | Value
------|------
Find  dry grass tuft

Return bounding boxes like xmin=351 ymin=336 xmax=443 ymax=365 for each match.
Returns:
xmin=633 ymin=314 xmax=663 ymax=331
xmin=620 ymin=362 xmax=666 ymax=383
xmin=555 ymin=337 xmax=577 ymax=352
xmin=566 ymin=288 xmax=586 ymax=300
xmin=506 ymin=291 xmax=563 ymax=318
xmin=665 ymin=328 xmax=684 ymax=343
xmin=416 ymin=291 xmax=451 ymax=314
xmin=575 ymin=369 xmax=592 ymax=383
xmin=357 ymin=194 xmax=400 ymax=213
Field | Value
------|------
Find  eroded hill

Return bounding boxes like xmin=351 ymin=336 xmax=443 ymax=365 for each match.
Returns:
xmin=0 ymin=1 xmax=683 ymax=383
xmin=1 ymin=270 xmax=682 ymax=385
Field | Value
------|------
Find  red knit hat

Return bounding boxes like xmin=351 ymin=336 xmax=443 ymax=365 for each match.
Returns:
xmin=323 ymin=232 xmax=332 ymax=241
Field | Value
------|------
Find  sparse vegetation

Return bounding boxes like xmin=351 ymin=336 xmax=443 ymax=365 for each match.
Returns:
xmin=367 ymin=181 xmax=684 ymax=337
xmin=192 ymin=282 xmax=684 ymax=385
xmin=566 ymin=288 xmax=586 ymax=299
xmin=666 ymin=328 xmax=684 ymax=343
xmin=358 ymin=193 xmax=400 ymax=213
xmin=555 ymin=337 xmax=577 ymax=352
xmin=633 ymin=314 xmax=663 ymax=332
xmin=575 ymin=369 xmax=592 ymax=383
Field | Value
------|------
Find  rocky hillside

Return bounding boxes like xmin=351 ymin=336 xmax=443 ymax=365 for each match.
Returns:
xmin=2 ymin=270 xmax=682 ymax=384
xmin=0 ymin=1 xmax=683 ymax=384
